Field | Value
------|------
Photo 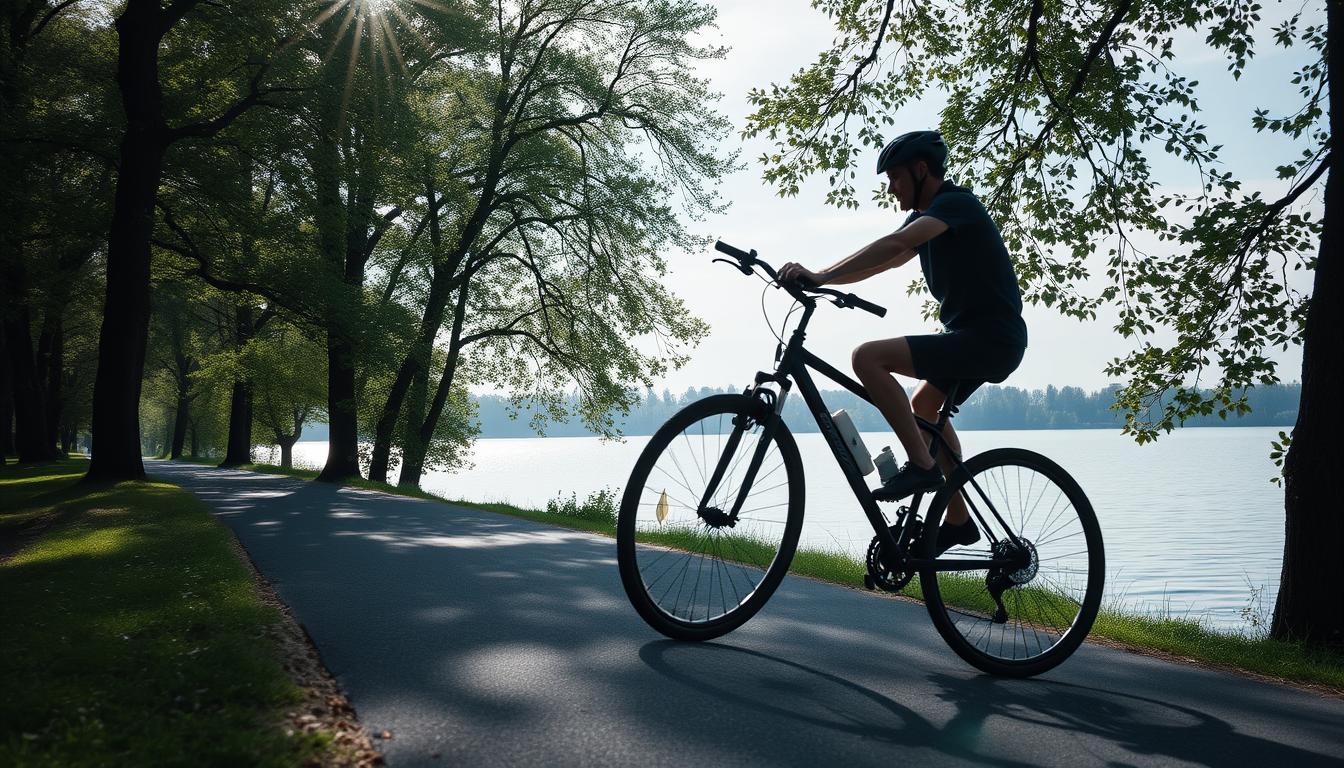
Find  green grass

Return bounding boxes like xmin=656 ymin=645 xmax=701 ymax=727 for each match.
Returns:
xmin=181 ymin=458 xmax=1344 ymax=692
xmin=0 ymin=457 xmax=328 ymax=766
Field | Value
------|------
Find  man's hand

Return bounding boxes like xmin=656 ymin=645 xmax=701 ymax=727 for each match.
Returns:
xmin=778 ymin=262 xmax=826 ymax=286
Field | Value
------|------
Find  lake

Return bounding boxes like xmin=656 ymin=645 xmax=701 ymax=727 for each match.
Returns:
xmin=281 ymin=425 xmax=1288 ymax=633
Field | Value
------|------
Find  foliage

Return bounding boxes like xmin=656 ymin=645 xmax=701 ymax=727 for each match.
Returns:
xmin=545 ymin=486 xmax=619 ymax=527
xmin=446 ymin=0 xmax=730 ymax=437
xmin=247 ymin=320 xmax=328 ymax=444
xmin=743 ymin=0 xmax=1328 ymax=442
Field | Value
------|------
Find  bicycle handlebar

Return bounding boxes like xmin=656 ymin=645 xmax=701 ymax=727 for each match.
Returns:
xmin=713 ymin=240 xmax=888 ymax=318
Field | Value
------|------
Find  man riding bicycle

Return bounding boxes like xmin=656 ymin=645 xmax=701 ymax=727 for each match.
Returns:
xmin=778 ymin=130 xmax=1028 ymax=555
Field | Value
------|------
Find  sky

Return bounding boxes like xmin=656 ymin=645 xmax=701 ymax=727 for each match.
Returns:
xmin=641 ymin=0 xmax=1320 ymax=396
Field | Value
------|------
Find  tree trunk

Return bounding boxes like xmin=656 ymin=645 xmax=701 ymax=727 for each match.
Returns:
xmin=396 ymin=364 xmax=430 ymax=487
xmin=219 ymin=380 xmax=254 ymax=466
xmin=4 ymin=302 xmax=53 ymax=462
xmin=169 ymin=382 xmax=190 ymax=459
xmin=277 ymin=434 xmax=296 ymax=468
xmin=189 ymin=417 xmax=199 ymax=458
xmin=398 ymin=282 xmax=469 ymax=488
xmin=0 ymin=324 xmax=11 ymax=463
xmin=312 ymin=53 xmax=363 ymax=484
xmin=220 ymin=305 xmax=259 ymax=466
xmin=319 ymin=330 xmax=361 ymax=480
xmin=86 ymin=6 xmax=169 ymax=482
xmin=369 ymin=273 xmax=452 ymax=481
xmin=42 ymin=320 xmax=64 ymax=454
xmin=1271 ymin=0 xmax=1344 ymax=647
xmin=370 ymin=175 xmax=454 ymax=482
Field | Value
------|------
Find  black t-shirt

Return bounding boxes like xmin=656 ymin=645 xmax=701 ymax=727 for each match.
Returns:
xmin=904 ymin=181 xmax=1028 ymax=347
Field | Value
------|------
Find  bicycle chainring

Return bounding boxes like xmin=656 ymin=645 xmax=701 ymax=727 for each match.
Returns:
xmin=865 ymin=520 xmax=922 ymax=592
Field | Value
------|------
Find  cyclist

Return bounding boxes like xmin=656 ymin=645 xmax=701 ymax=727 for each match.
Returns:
xmin=778 ymin=130 xmax=1027 ymax=554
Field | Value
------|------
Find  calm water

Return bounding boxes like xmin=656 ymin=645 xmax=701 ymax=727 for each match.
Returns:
xmin=283 ymin=426 xmax=1287 ymax=632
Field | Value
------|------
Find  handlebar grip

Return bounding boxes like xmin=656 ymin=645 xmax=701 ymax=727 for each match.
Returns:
xmin=714 ymin=240 xmax=752 ymax=261
xmin=846 ymin=293 xmax=888 ymax=318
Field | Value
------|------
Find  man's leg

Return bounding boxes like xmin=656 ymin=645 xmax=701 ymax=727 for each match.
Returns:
xmin=851 ymin=338 xmax=935 ymax=470
xmin=911 ymin=381 xmax=968 ymax=525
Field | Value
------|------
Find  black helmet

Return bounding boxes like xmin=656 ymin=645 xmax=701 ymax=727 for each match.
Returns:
xmin=876 ymin=130 xmax=947 ymax=174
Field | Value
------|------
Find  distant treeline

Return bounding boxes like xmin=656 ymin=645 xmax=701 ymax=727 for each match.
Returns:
xmin=468 ymin=382 xmax=1301 ymax=438
xmin=298 ymin=383 xmax=1299 ymax=442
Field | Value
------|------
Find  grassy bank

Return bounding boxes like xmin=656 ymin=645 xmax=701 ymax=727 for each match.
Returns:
xmin=0 ymin=458 xmax=333 ymax=766
xmin=183 ymin=459 xmax=1344 ymax=692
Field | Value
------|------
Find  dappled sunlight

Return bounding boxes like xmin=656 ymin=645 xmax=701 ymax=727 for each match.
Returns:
xmin=329 ymin=527 xmax=603 ymax=551
xmin=454 ymin=644 xmax=576 ymax=700
xmin=7 ymin=521 xmax=140 ymax=567
xmin=413 ymin=605 xmax=472 ymax=624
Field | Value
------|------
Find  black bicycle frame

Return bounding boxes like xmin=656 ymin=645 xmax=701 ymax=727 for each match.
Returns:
xmin=723 ymin=298 xmax=1022 ymax=574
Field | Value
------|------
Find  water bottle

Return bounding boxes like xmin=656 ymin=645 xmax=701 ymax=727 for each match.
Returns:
xmin=874 ymin=446 xmax=899 ymax=485
xmin=830 ymin=409 xmax=875 ymax=476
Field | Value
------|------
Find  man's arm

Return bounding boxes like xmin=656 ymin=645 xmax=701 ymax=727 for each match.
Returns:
xmin=779 ymin=215 xmax=949 ymax=285
xmin=823 ymin=256 xmax=911 ymax=285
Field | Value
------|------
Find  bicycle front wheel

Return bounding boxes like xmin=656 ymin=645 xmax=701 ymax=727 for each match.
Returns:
xmin=920 ymin=448 xmax=1104 ymax=677
xmin=617 ymin=394 xmax=804 ymax=641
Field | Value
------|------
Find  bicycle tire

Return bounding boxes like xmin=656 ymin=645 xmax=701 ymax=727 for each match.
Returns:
xmin=617 ymin=394 xmax=805 ymax=641
xmin=919 ymin=447 xmax=1104 ymax=677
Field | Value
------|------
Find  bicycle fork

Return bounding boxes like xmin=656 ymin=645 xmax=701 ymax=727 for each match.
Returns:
xmin=695 ymin=386 xmax=787 ymax=526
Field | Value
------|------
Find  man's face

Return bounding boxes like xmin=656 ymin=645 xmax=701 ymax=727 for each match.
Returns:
xmin=885 ymin=164 xmax=919 ymax=210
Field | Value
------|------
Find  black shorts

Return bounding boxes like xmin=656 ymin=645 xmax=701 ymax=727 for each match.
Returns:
xmin=906 ymin=330 xmax=1025 ymax=405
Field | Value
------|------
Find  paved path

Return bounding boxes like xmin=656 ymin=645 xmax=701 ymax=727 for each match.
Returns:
xmin=149 ymin=461 xmax=1344 ymax=767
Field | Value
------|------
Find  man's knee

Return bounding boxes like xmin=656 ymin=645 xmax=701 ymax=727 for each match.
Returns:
xmin=910 ymin=385 xmax=943 ymax=420
xmin=851 ymin=342 xmax=877 ymax=377
xmin=852 ymin=338 xmax=911 ymax=378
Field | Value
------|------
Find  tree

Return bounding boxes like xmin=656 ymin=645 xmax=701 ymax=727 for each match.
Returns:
xmin=295 ymin=8 xmax=429 ymax=483
xmin=744 ymin=1 xmax=1339 ymax=644
xmin=85 ymin=0 xmax=300 ymax=482
xmin=146 ymin=283 xmax=206 ymax=459
xmin=366 ymin=0 xmax=730 ymax=488
xmin=1 ymin=3 xmax=115 ymax=463
xmin=249 ymin=319 xmax=326 ymax=468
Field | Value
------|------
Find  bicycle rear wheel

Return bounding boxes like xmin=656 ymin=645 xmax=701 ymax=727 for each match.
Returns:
xmin=617 ymin=394 xmax=804 ymax=641
xmin=920 ymin=448 xmax=1104 ymax=677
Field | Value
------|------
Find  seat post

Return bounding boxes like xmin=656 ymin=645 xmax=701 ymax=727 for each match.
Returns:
xmin=936 ymin=381 xmax=961 ymax=426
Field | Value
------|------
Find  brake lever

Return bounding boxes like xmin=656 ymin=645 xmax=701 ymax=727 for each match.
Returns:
xmin=711 ymin=257 xmax=753 ymax=276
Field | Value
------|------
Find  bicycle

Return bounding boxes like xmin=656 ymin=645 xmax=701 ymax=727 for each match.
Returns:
xmin=616 ymin=240 xmax=1105 ymax=677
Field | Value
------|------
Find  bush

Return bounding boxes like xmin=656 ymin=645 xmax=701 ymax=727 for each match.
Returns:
xmin=546 ymin=487 xmax=618 ymax=527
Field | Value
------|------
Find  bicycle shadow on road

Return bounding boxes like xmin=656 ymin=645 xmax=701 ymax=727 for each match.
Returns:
xmin=928 ymin=672 xmax=1340 ymax=767
xmin=638 ymin=639 xmax=1038 ymax=766
xmin=638 ymin=640 xmax=1341 ymax=767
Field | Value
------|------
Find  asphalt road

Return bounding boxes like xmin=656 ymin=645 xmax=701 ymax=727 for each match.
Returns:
xmin=149 ymin=461 xmax=1344 ymax=767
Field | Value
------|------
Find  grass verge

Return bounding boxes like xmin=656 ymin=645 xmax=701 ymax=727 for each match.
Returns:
xmin=0 ymin=457 xmax=335 ymax=766
xmin=185 ymin=458 xmax=1344 ymax=693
